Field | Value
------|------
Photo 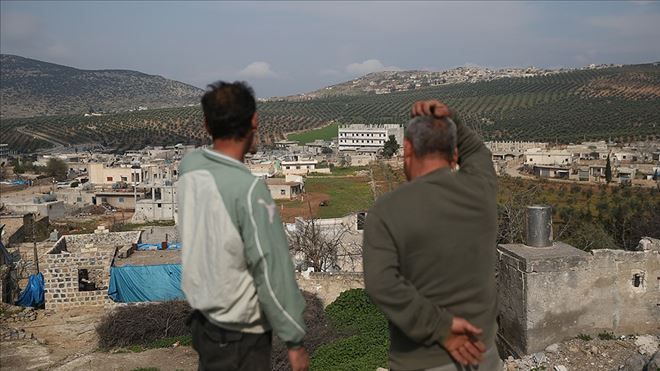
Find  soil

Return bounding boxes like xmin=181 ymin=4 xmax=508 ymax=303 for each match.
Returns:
xmin=1 ymin=306 xmax=197 ymax=371
xmin=503 ymin=336 xmax=659 ymax=371
xmin=1 ymin=304 xmax=656 ymax=370
xmin=278 ymin=192 xmax=330 ymax=223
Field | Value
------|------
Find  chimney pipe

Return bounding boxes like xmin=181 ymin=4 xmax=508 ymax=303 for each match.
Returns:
xmin=526 ymin=205 xmax=553 ymax=247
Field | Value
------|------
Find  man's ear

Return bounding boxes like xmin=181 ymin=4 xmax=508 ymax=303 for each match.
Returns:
xmin=251 ymin=112 xmax=258 ymax=130
xmin=403 ymin=139 xmax=413 ymax=158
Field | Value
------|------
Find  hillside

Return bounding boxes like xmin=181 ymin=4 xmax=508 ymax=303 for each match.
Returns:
xmin=0 ymin=54 xmax=203 ymax=118
xmin=272 ymin=66 xmax=570 ymax=101
xmin=1 ymin=62 xmax=659 ymax=153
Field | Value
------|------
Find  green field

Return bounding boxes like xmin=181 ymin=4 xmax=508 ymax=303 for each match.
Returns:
xmin=305 ymin=176 xmax=374 ymax=218
xmin=287 ymin=122 xmax=338 ymax=143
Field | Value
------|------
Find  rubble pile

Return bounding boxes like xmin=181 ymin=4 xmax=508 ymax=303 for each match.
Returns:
xmin=503 ymin=335 xmax=659 ymax=371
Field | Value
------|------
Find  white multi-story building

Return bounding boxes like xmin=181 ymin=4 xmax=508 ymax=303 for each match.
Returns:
xmin=338 ymin=124 xmax=404 ymax=152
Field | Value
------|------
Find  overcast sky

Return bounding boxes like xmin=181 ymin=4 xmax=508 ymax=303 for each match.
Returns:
xmin=2 ymin=1 xmax=659 ymax=97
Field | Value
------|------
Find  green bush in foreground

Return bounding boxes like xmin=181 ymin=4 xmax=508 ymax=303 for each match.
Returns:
xmin=311 ymin=289 xmax=389 ymax=370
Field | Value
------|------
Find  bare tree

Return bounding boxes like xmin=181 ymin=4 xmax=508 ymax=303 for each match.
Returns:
xmin=497 ymin=181 xmax=542 ymax=244
xmin=287 ymin=215 xmax=362 ymax=272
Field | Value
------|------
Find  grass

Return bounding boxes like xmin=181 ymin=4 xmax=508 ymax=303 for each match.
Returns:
xmin=111 ymin=219 xmax=176 ymax=232
xmin=287 ymin=123 xmax=338 ymax=144
xmin=275 ymin=199 xmax=305 ymax=208
xmin=307 ymin=166 xmax=370 ymax=177
xmin=305 ymin=176 xmax=374 ymax=218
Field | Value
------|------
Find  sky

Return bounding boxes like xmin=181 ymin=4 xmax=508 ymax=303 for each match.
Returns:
xmin=2 ymin=1 xmax=659 ymax=97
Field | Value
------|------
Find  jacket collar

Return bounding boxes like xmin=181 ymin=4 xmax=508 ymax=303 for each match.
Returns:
xmin=202 ymin=148 xmax=250 ymax=173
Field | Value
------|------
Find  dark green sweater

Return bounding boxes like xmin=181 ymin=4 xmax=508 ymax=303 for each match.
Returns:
xmin=363 ymin=116 xmax=498 ymax=370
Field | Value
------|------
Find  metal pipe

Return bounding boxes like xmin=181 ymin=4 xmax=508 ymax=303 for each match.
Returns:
xmin=526 ymin=205 xmax=553 ymax=247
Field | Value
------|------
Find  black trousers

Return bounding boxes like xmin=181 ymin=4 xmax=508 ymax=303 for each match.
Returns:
xmin=188 ymin=311 xmax=272 ymax=371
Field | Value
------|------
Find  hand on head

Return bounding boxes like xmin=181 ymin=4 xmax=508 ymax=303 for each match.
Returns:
xmin=442 ymin=317 xmax=487 ymax=367
xmin=411 ymin=100 xmax=452 ymax=119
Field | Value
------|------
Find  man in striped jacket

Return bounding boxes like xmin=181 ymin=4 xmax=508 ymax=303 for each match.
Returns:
xmin=178 ymin=81 xmax=308 ymax=371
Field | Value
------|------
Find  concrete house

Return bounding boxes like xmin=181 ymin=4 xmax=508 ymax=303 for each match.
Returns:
xmin=266 ymin=179 xmax=302 ymax=200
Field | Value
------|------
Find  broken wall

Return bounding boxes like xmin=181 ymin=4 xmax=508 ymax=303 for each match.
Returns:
xmin=43 ymin=249 xmax=115 ymax=310
xmin=296 ymin=272 xmax=364 ymax=307
xmin=498 ymin=237 xmax=660 ymax=355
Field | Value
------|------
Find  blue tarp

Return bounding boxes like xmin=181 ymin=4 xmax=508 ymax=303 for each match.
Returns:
xmin=108 ymin=264 xmax=184 ymax=303
xmin=16 ymin=273 xmax=45 ymax=307
xmin=136 ymin=242 xmax=181 ymax=251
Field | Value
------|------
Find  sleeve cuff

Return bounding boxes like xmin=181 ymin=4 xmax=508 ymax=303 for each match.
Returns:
xmin=285 ymin=341 xmax=304 ymax=349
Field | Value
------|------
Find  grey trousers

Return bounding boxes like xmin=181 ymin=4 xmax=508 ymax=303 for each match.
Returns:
xmin=424 ymin=346 xmax=503 ymax=371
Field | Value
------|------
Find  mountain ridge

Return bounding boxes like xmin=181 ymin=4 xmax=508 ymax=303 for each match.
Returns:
xmin=0 ymin=54 xmax=204 ymax=118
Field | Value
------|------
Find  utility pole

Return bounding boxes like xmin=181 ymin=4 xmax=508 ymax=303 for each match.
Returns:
xmin=32 ymin=214 xmax=39 ymax=274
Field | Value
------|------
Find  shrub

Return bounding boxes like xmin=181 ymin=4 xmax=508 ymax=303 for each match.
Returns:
xmin=271 ymin=292 xmax=341 ymax=371
xmin=598 ymin=331 xmax=616 ymax=340
xmin=577 ymin=333 xmax=592 ymax=341
xmin=96 ymin=301 xmax=192 ymax=349
xmin=312 ymin=289 xmax=389 ymax=371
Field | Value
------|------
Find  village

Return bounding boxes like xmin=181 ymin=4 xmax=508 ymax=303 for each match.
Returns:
xmin=0 ymin=125 xmax=659 ymax=370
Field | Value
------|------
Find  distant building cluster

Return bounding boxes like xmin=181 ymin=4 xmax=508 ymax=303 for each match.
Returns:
xmin=487 ymin=140 xmax=660 ymax=184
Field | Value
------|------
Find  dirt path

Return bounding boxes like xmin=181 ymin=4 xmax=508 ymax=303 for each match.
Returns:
xmin=16 ymin=125 xmax=67 ymax=151
xmin=1 ymin=306 xmax=198 ymax=371
xmin=52 ymin=347 xmax=198 ymax=371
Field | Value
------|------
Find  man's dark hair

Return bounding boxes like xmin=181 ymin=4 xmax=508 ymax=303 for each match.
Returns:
xmin=201 ymin=81 xmax=256 ymax=140
xmin=404 ymin=116 xmax=457 ymax=160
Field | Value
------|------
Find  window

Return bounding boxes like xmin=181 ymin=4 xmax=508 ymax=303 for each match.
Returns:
xmin=106 ymin=176 xmax=113 ymax=182
xmin=118 ymin=197 xmax=124 ymax=203
xmin=121 ymin=176 xmax=128 ymax=182
xmin=280 ymin=189 xmax=286 ymax=196
xmin=78 ymin=269 xmax=97 ymax=291
xmin=632 ymin=273 xmax=643 ymax=288
xmin=157 ymin=203 xmax=162 ymax=208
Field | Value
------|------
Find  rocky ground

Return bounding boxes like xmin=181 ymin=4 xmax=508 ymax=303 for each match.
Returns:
xmin=1 ymin=303 xmax=658 ymax=370
xmin=0 ymin=304 xmax=197 ymax=371
xmin=503 ymin=335 xmax=660 ymax=371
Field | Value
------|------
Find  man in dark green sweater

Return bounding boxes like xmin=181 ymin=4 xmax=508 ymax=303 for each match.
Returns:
xmin=363 ymin=100 xmax=500 ymax=370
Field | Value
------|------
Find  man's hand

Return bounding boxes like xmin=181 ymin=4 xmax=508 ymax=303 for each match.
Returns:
xmin=287 ymin=347 xmax=309 ymax=371
xmin=442 ymin=317 xmax=486 ymax=367
xmin=411 ymin=100 xmax=452 ymax=119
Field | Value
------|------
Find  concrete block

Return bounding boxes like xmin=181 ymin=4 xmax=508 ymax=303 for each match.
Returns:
xmin=497 ymin=241 xmax=660 ymax=356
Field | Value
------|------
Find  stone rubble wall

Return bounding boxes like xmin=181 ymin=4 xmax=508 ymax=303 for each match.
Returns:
xmin=43 ymin=250 xmax=115 ymax=311
xmin=57 ymin=231 xmax=141 ymax=251
xmin=295 ymin=272 xmax=364 ymax=307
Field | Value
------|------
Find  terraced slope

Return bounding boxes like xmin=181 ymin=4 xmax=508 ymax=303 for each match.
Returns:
xmin=2 ymin=63 xmax=658 ymax=153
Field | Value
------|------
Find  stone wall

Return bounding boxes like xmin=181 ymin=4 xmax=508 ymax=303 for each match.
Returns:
xmin=42 ymin=231 xmax=140 ymax=310
xmin=296 ymin=272 xmax=364 ymax=307
xmin=498 ymin=237 xmax=660 ymax=355
xmin=43 ymin=249 xmax=115 ymax=310
xmin=50 ymin=231 xmax=141 ymax=253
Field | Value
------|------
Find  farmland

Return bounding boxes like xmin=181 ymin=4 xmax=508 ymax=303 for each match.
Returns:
xmin=2 ymin=63 xmax=659 ymax=152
